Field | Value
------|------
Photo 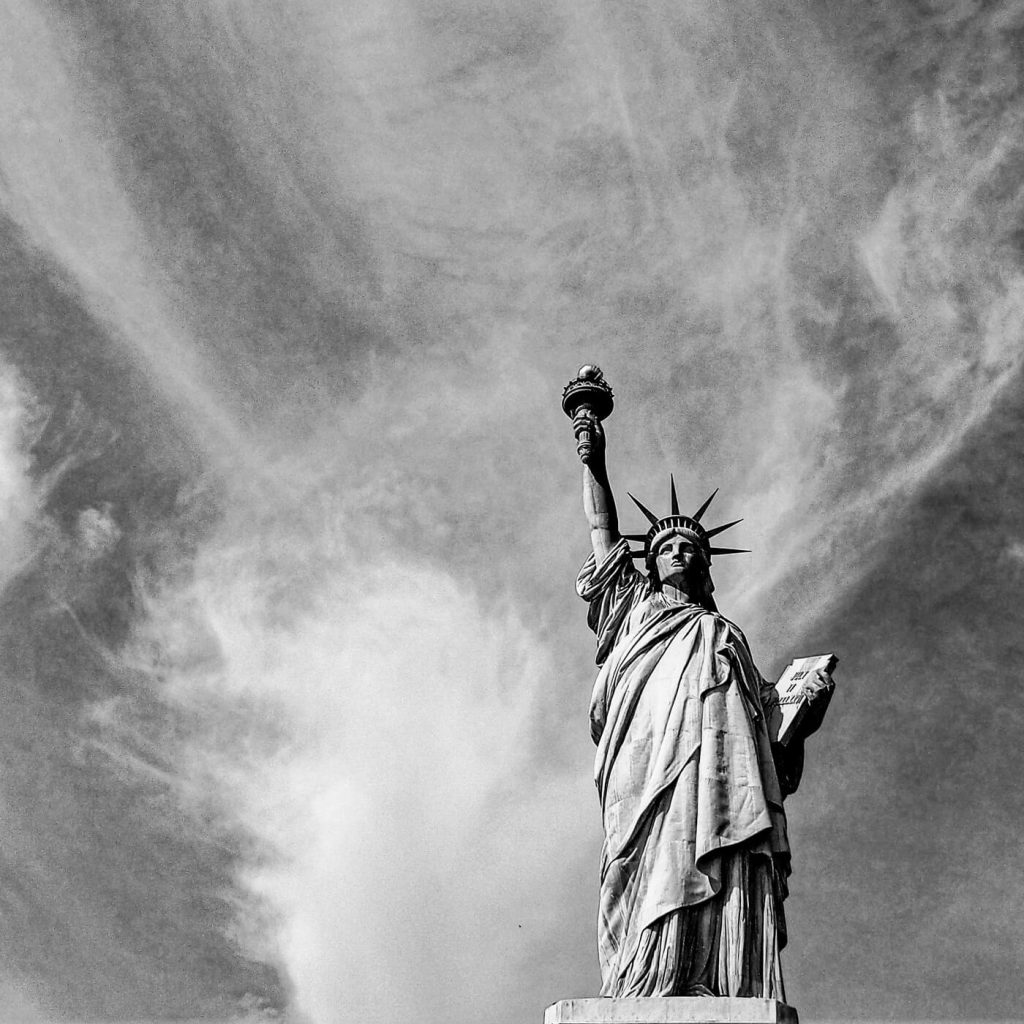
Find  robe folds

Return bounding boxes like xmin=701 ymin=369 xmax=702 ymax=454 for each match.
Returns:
xmin=577 ymin=540 xmax=792 ymax=999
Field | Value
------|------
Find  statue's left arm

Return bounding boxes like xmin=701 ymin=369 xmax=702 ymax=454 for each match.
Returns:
xmin=761 ymin=668 xmax=834 ymax=798
xmin=796 ymin=668 xmax=835 ymax=739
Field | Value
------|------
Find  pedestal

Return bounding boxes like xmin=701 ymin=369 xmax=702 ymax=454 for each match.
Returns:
xmin=545 ymin=998 xmax=798 ymax=1024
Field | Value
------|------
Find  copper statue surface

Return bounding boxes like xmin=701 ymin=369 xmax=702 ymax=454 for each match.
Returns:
xmin=565 ymin=367 xmax=834 ymax=1001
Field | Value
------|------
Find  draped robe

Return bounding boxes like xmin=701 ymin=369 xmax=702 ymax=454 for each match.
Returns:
xmin=577 ymin=539 xmax=795 ymax=999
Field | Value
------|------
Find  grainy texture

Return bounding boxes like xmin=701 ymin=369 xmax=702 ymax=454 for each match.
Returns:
xmin=0 ymin=2 xmax=1023 ymax=1023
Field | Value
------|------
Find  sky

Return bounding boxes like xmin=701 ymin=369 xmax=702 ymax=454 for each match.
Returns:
xmin=1 ymin=1 xmax=1024 ymax=1023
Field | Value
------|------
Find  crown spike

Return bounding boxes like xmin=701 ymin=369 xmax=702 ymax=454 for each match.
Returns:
xmin=627 ymin=492 xmax=660 ymax=526
xmin=692 ymin=488 xmax=718 ymax=523
xmin=669 ymin=475 xmax=680 ymax=516
xmin=705 ymin=518 xmax=743 ymax=539
xmin=709 ymin=547 xmax=750 ymax=555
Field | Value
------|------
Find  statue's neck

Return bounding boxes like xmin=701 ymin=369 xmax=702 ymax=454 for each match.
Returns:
xmin=659 ymin=581 xmax=697 ymax=605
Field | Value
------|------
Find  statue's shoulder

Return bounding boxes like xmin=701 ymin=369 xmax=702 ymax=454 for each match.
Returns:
xmin=695 ymin=605 xmax=729 ymax=625
xmin=701 ymin=611 xmax=751 ymax=649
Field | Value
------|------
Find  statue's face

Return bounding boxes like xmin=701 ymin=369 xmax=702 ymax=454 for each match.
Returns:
xmin=653 ymin=533 xmax=703 ymax=590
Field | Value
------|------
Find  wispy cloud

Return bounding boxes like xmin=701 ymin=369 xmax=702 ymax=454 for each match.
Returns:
xmin=2 ymin=1 xmax=1024 ymax=1023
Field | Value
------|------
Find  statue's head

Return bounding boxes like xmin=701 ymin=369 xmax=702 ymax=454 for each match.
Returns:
xmin=625 ymin=482 xmax=746 ymax=611
xmin=647 ymin=528 xmax=715 ymax=606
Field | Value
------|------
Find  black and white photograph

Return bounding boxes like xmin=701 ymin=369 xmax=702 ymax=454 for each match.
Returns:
xmin=1 ymin=4 xmax=1022 ymax=1024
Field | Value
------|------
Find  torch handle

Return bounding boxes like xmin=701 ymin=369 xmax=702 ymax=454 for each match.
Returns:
xmin=562 ymin=365 xmax=613 ymax=466
xmin=575 ymin=403 xmax=595 ymax=464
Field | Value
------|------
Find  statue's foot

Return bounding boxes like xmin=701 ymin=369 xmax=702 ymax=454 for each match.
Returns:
xmin=682 ymin=984 xmax=716 ymax=998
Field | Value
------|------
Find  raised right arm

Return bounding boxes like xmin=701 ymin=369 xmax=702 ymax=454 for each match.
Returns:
xmin=573 ymin=409 xmax=620 ymax=563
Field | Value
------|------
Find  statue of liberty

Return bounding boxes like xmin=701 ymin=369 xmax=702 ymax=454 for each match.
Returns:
xmin=563 ymin=366 xmax=833 ymax=1002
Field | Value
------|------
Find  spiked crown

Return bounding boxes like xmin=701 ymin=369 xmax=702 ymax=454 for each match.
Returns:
xmin=623 ymin=477 xmax=748 ymax=563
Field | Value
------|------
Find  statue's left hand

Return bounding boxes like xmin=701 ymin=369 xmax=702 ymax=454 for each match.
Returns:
xmin=797 ymin=669 xmax=835 ymax=738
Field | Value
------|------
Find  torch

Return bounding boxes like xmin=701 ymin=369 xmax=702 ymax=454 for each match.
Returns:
xmin=562 ymin=365 xmax=614 ymax=464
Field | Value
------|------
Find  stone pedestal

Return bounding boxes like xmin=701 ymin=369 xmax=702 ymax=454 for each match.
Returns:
xmin=545 ymin=998 xmax=798 ymax=1024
